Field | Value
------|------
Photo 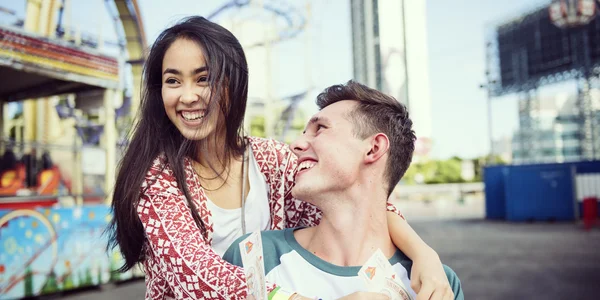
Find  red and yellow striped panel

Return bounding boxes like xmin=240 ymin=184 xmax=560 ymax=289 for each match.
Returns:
xmin=0 ymin=27 xmax=119 ymax=82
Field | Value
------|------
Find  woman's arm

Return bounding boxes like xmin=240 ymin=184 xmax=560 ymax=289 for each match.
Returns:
xmin=138 ymin=191 xmax=276 ymax=299
xmin=387 ymin=211 xmax=453 ymax=299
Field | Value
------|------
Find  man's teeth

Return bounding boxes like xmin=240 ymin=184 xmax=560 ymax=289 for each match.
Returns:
xmin=182 ymin=111 xmax=205 ymax=121
xmin=298 ymin=161 xmax=316 ymax=171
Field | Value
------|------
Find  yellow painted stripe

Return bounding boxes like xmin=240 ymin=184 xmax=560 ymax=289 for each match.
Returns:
xmin=0 ymin=40 xmax=119 ymax=74
xmin=0 ymin=48 xmax=119 ymax=82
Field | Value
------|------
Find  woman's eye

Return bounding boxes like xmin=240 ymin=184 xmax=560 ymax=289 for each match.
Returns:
xmin=317 ymin=124 xmax=326 ymax=131
xmin=165 ymin=78 xmax=178 ymax=84
xmin=198 ymin=76 xmax=208 ymax=83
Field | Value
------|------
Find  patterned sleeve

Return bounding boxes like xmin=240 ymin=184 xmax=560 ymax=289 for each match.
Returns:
xmin=278 ymin=141 xmax=404 ymax=228
xmin=387 ymin=202 xmax=405 ymax=220
xmin=138 ymin=161 xmax=276 ymax=299
xmin=138 ymin=192 xmax=253 ymax=299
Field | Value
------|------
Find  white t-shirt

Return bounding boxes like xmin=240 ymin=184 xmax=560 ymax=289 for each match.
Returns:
xmin=206 ymin=147 xmax=271 ymax=256
xmin=223 ymin=228 xmax=464 ymax=300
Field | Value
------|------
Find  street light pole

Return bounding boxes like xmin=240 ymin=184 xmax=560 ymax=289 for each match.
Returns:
xmin=401 ymin=0 xmax=410 ymax=112
xmin=480 ymin=77 xmax=497 ymax=164
xmin=481 ymin=40 xmax=497 ymax=165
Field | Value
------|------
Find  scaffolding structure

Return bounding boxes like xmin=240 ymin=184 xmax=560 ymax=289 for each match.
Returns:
xmin=207 ymin=0 xmax=312 ymax=141
xmin=486 ymin=2 xmax=600 ymax=163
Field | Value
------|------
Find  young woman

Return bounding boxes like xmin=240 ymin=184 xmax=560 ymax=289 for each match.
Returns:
xmin=109 ymin=16 xmax=450 ymax=300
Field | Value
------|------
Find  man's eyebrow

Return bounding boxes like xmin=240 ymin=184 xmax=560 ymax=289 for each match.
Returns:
xmin=303 ymin=116 xmax=319 ymax=134
xmin=302 ymin=115 xmax=330 ymax=133
xmin=308 ymin=116 xmax=320 ymax=125
xmin=310 ymin=115 xmax=330 ymax=125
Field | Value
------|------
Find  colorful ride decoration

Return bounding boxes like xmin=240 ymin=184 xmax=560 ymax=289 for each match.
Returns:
xmin=0 ymin=206 xmax=139 ymax=299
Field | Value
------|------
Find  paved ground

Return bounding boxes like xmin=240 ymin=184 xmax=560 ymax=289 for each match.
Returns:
xmin=55 ymin=216 xmax=600 ymax=300
xmin=411 ymin=219 xmax=600 ymax=300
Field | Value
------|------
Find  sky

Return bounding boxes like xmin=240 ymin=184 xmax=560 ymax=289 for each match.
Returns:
xmin=0 ymin=0 xmax=557 ymax=159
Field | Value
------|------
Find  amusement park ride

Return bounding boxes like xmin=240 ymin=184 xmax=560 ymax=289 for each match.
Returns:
xmin=0 ymin=0 xmax=312 ymax=298
xmin=0 ymin=0 xmax=145 ymax=298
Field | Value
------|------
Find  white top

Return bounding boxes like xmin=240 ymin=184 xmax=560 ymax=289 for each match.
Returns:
xmin=223 ymin=229 xmax=464 ymax=300
xmin=206 ymin=147 xmax=271 ymax=256
xmin=263 ymin=229 xmax=417 ymax=300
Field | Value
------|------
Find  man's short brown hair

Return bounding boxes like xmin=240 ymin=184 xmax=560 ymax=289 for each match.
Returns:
xmin=316 ymin=80 xmax=416 ymax=196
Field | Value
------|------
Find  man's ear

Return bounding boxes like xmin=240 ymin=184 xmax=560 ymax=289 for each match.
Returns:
xmin=365 ymin=133 xmax=390 ymax=164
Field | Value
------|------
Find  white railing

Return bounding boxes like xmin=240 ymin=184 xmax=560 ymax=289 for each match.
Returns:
xmin=390 ymin=182 xmax=485 ymax=220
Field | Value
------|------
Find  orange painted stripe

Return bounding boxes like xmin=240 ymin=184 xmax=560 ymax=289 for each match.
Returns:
xmin=0 ymin=48 xmax=119 ymax=82
xmin=0 ymin=28 xmax=118 ymax=67
xmin=0 ymin=40 xmax=119 ymax=75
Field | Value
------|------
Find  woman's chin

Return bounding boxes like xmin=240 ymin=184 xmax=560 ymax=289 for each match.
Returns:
xmin=182 ymin=132 xmax=209 ymax=141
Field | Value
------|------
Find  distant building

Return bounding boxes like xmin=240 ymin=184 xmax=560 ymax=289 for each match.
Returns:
xmin=350 ymin=0 xmax=433 ymax=158
xmin=512 ymin=90 xmax=600 ymax=163
xmin=461 ymin=160 xmax=475 ymax=181
xmin=492 ymin=136 xmax=513 ymax=163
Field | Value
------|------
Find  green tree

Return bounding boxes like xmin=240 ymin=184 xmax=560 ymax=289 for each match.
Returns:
xmin=84 ymin=268 xmax=93 ymax=286
xmin=24 ymin=267 xmax=34 ymax=297
xmin=473 ymin=155 xmax=506 ymax=182
xmin=78 ymin=271 xmax=84 ymax=287
xmin=97 ymin=266 xmax=103 ymax=285
xmin=403 ymin=159 xmax=437 ymax=184
xmin=63 ymin=273 xmax=75 ymax=290
xmin=427 ymin=158 xmax=463 ymax=184
xmin=250 ymin=116 xmax=266 ymax=138
xmin=109 ymin=252 xmax=122 ymax=282
xmin=41 ymin=271 xmax=59 ymax=294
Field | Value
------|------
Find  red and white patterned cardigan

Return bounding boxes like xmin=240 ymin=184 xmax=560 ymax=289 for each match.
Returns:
xmin=137 ymin=136 xmax=402 ymax=299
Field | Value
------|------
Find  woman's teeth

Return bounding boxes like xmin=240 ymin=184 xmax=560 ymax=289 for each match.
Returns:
xmin=182 ymin=111 xmax=205 ymax=121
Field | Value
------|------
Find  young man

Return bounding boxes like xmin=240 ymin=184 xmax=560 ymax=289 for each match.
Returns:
xmin=224 ymin=81 xmax=463 ymax=300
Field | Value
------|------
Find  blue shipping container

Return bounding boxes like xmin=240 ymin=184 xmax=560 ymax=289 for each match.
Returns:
xmin=504 ymin=164 xmax=576 ymax=222
xmin=484 ymin=166 xmax=507 ymax=219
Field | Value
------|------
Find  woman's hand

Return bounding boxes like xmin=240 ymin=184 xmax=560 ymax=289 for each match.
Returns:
xmin=411 ymin=250 xmax=454 ymax=300
xmin=386 ymin=211 xmax=453 ymax=299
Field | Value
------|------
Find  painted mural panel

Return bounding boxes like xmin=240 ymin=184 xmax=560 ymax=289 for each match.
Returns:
xmin=0 ymin=205 xmax=140 ymax=299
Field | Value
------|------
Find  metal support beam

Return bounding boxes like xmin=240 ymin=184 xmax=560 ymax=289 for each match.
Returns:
xmin=518 ymin=88 xmax=539 ymax=163
xmin=103 ymin=89 xmax=118 ymax=204
xmin=592 ymin=76 xmax=600 ymax=160
xmin=530 ymin=88 xmax=540 ymax=160
xmin=577 ymin=77 xmax=596 ymax=160
xmin=0 ymin=101 xmax=4 ymax=152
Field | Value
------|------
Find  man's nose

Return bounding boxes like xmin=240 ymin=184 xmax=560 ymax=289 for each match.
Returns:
xmin=291 ymin=135 xmax=309 ymax=156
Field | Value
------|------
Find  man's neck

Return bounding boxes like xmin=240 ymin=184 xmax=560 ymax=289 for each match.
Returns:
xmin=295 ymin=186 xmax=396 ymax=266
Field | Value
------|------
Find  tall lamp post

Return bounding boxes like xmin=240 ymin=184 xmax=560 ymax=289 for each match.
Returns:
xmin=480 ymin=76 xmax=497 ymax=164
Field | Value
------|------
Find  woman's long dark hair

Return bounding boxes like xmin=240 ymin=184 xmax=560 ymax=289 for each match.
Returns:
xmin=107 ymin=16 xmax=249 ymax=271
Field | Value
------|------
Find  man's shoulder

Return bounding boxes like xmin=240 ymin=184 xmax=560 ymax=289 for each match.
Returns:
xmin=442 ymin=265 xmax=465 ymax=300
xmin=234 ymin=228 xmax=289 ymax=247
xmin=222 ymin=229 xmax=294 ymax=271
